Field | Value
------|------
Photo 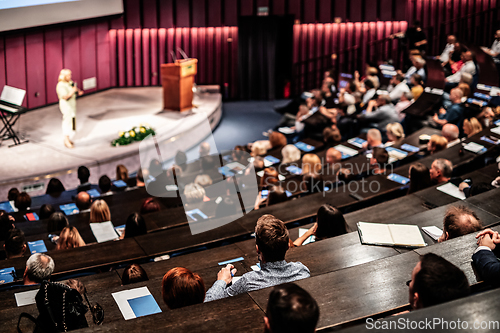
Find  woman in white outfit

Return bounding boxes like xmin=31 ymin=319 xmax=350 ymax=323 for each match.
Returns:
xmin=56 ymin=69 xmax=82 ymax=148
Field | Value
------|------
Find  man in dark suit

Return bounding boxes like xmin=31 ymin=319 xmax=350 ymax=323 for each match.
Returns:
xmin=473 ymin=228 xmax=500 ymax=286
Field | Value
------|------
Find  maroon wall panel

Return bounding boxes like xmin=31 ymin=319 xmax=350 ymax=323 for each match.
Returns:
xmin=303 ymin=0 xmax=316 ymax=23
xmin=44 ymin=30 xmax=63 ymax=104
xmin=395 ymin=0 xmax=407 ymax=21
xmin=380 ymin=0 xmax=393 ymax=21
xmin=126 ymin=29 xmax=134 ymax=86
xmin=230 ymin=27 xmax=238 ymax=98
xmin=62 ymin=27 xmax=81 ymax=91
xmin=192 ymin=0 xmax=206 ymax=27
xmin=97 ymin=22 xmax=111 ymax=90
xmin=240 ymin=0 xmax=253 ymax=16
xmin=364 ymin=0 xmax=378 ymax=22
xmin=134 ymin=29 xmax=143 ymax=86
xmin=5 ymin=35 xmax=27 ymax=108
xmin=318 ymin=0 xmax=332 ymax=23
xmin=350 ymin=0 xmax=363 ymax=22
xmin=0 ymin=38 xmax=5 ymax=92
xmin=142 ymin=0 xmax=158 ymax=29
xmin=197 ymin=28 xmax=206 ymax=83
xmin=206 ymin=28 xmax=214 ymax=83
xmin=288 ymin=0 xmax=301 ymax=21
xmin=224 ymin=0 xmax=238 ymax=26
xmin=108 ymin=29 xmax=117 ymax=88
xmin=125 ymin=0 xmax=142 ymax=29
xmin=25 ymin=33 xmax=46 ymax=108
xmin=158 ymin=28 xmax=167 ymax=69
xmin=334 ymin=0 xmax=347 ymax=20
xmin=176 ymin=0 xmax=190 ymax=27
xmin=80 ymin=24 xmax=98 ymax=94
xmin=117 ymin=29 xmax=126 ymax=87
xmin=150 ymin=29 xmax=158 ymax=85
xmin=208 ymin=0 xmax=222 ymax=27
xmin=159 ymin=0 xmax=174 ymax=28
xmin=272 ymin=0 xmax=285 ymax=15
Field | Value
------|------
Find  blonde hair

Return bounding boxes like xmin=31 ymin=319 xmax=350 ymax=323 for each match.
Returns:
xmin=281 ymin=145 xmax=301 ymax=164
xmin=183 ymin=183 xmax=206 ymax=203
xmin=58 ymin=69 xmax=72 ymax=82
xmin=302 ymin=154 xmax=322 ymax=175
xmin=56 ymin=226 xmax=86 ymax=250
xmin=386 ymin=123 xmax=405 ymax=141
xmin=251 ymin=140 xmax=271 ymax=156
xmin=463 ymin=117 xmax=482 ymax=138
xmin=428 ymin=135 xmax=448 ymax=154
xmin=116 ymin=164 xmax=129 ymax=182
xmin=90 ymin=199 xmax=111 ymax=223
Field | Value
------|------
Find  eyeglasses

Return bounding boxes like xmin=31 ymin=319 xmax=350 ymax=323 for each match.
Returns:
xmin=84 ymin=292 xmax=104 ymax=325
xmin=406 ymin=279 xmax=412 ymax=287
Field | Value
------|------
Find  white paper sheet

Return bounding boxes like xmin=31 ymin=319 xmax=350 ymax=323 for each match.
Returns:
xmin=491 ymin=127 xmax=500 ymax=135
xmin=15 ymin=289 xmax=38 ymax=307
xmin=1 ymin=85 xmax=26 ymax=106
xmin=463 ymin=142 xmax=485 ymax=153
xmin=90 ymin=221 xmax=119 ymax=243
xmin=422 ymin=226 xmax=443 ymax=241
xmin=112 ymin=286 xmax=152 ymax=320
xmin=298 ymin=228 xmax=316 ymax=245
xmin=357 ymin=222 xmax=393 ymax=246
xmin=334 ymin=144 xmax=358 ymax=157
xmin=436 ymin=183 xmax=466 ymax=200
xmin=388 ymin=224 xmax=426 ymax=247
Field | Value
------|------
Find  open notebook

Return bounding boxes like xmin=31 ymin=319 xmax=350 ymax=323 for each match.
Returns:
xmin=357 ymin=222 xmax=426 ymax=248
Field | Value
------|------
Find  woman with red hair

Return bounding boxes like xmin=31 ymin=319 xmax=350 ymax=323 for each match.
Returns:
xmin=162 ymin=267 xmax=205 ymax=309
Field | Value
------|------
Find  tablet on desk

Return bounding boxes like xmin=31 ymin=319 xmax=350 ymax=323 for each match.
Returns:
xmin=24 ymin=212 xmax=39 ymax=221
xmin=28 ymin=240 xmax=47 ymax=254
xmin=60 ymin=203 xmax=79 ymax=216
xmin=186 ymin=208 xmax=209 ymax=222
xmin=86 ymin=188 xmax=101 ymax=198
xmin=113 ymin=180 xmax=127 ymax=188
xmin=286 ymin=165 xmax=302 ymax=175
xmin=0 ymin=201 xmax=15 ymax=213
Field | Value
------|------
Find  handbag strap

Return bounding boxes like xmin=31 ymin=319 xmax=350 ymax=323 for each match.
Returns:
xmin=17 ymin=313 xmax=39 ymax=333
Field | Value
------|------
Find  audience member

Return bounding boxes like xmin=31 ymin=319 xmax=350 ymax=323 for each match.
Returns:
xmin=269 ymin=132 xmax=287 ymax=150
xmin=446 ymin=50 xmax=476 ymax=84
xmin=23 ymin=253 xmax=55 ymax=285
xmin=301 ymin=154 xmax=322 ymax=175
xmin=404 ymin=56 xmax=426 ymax=83
xmin=338 ymin=81 xmax=359 ymax=106
xmin=322 ymin=126 xmax=342 ymax=146
xmin=363 ymin=129 xmax=384 ymax=151
xmin=264 ymin=283 xmax=319 ymax=333
xmin=56 ymin=226 xmax=86 ymax=250
xmin=4 ymin=229 xmax=26 ymax=259
xmin=39 ymin=204 xmax=55 ymax=220
xmin=136 ymin=168 xmax=145 ymax=187
xmin=480 ymin=29 xmax=500 ymax=63
xmin=98 ymin=175 xmax=112 ymax=195
xmin=89 ymin=200 xmax=111 ymax=223
xmin=215 ymin=197 xmax=238 ymax=218
xmin=0 ymin=211 xmax=14 ymax=241
xmin=407 ymin=163 xmax=432 ymax=194
xmin=175 ymin=150 xmax=188 ymax=171
xmin=77 ymin=166 xmax=91 ymax=191
xmin=472 ymin=228 xmax=500 ymax=286
xmin=47 ymin=212 xmax=69 ymax=233
xmin=281 ymin=145 xmax=301 ymax=164
xmin=427 ymin=135 xmax=448 ymax=155
xmin=395 ymin=91 xmax=413 ymax=121
xmin=385 ymin=123 xmax=405 ymax=143
xmin=300 ymin=173 xmax=324 ymax=195
xmin=408 ymin=253 xmax=469 ymax=310
xmin=194 ymin=174 xmax=213 ymax=187
xmin=429 ymin=159 xmax=453 ymax=184
xmin=293 ymin=204 xmax=348 ymax=246
xmin=410 ymin=74 xmax=424 ymax=99
xmin=325 ymin=147 xmax=342 ymax=176
xmin=260 ymin=168 xmax=279 ymax=188
xmin=122 ymin=213 xmax=147 ymax=238
xmin=369 ymin=147 xmax=389 ymax=175
xmin=441 ymin=123 xmax=460 ymax=147
xmin=15 ymin=192 xmax=31 ymax=211
xmin=199 ymin=142 xmax=211 ymax=157
xmin=75 ymin=191 xmax=91 ymax=212
xmin=459 ymin=181 xmax=494 ymax=198
xmin=7 ymin=187 xmax=19 ymax=202
xmin=140 ymin=197 xmax=161 ymax=215
xmin=388 ymin=74 xmax=410 ymax=102
xmin=438 ymin=35 xmax=456 ymax=63
xmin=359 ymin=95 xmax=399 ymax=132
xmin=255 ymin=185 xmax=289 ymax=210
xmin=45 ymin=178 xmax=66 ymax=195
xmin=463 ymin=117 xmax=482 ymax=138
xmin=250 ymin=140 xmax=272 ymax=157
xmin=122 ymin=263 xmax=149 ymax=285
xmin=183 ymin=183 xmax=206 ymax=204
xmin=438 ymin=205 xmax=483 ymax=242
xmin=116 ymin=164 xmax=129 ymax=183
xmin=433 ymin=88 xmax=465 ymax=128
xmin=205 ymin=215 xmax=310 ymax=301
xmin=162 ymin=267 xmax=205 ymax=309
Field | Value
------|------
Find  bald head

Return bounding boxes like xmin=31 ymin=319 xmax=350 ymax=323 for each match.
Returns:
xmin=450 ymin=87 xmax=464 ymax=104
xmin=366 ymin=129 xmax=382 ymax=147
xmin=447 ymin=35 xmax=456 ymax=44
xmin=326 ymin=148 xmax=342 ymax=165
xmin=75 ymin=191 xmax=91 ymax=210
xmin=199 ymin=142 xmax=211 ymax=157
xmin=440 ymin=205 xmax=483 ymax=241
xmin=441 ymin=124 xmax=459 ymax=142
xmin=463 ymin=51 xmax=473 ymax=62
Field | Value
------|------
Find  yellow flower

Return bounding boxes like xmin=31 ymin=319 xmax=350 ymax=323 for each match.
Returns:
xmin=119 ymin=131 xmax=125 ymax=137
xmin=129 ymin=130 xmax=136 ymax=137
xmin=140 ymin=127 xmax=146 ymax=133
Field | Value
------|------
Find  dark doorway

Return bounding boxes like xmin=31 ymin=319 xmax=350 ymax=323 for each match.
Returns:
xmin=238 ymin=16 xmax=294 ymax=100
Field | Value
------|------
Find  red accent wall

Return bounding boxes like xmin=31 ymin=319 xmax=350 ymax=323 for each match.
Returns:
xmin=0 ymin=0 xmax=497 ymax=108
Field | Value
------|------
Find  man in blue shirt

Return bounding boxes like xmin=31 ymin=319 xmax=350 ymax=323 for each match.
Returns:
xmin=205 ymin=215 xmax=310 ymax=302
xmin=433 ymin=88 xmax=465 ymax=128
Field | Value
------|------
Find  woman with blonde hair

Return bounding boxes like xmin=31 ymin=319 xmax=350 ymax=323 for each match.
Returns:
xmin=56 ymin=226 xmax=86 ymax=250
xmin=302 ymin=154 xmax=322 ymax=175
xmin=281 ymin=144 xmax=301 ymax=164
xmin=463 ymin=117 xmax=482 ymax=138
xmin=116 ymin=164 xmax=129 ymax=183
xmin=385 ymin=123 xmax=405 ymax=143
xmin=56 ymin=69 xmax=83 ymax=148
xmin=427 ymin=135 xmax=448 ymax=155
xmin=89 ymin=199 xmax=111 ymax=223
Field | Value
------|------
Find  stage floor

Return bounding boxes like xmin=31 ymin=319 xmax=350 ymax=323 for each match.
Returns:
xmin=0 ymin=87 xmax=222 ymax=195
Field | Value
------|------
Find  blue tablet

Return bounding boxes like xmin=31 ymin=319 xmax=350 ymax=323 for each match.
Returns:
xmin=60 ymin=203 xmax=79 ymax=216
xmin=294 ymin=142 xmax=315 ymax=152
xmin=400 ymin=143 xmax=420 ymax=153
xmin=387 ymin=173 xmax=410 ymax=185
xmin=286 ymin=165 xmax=302 ymax=175
xmin=28 ymin=240 xmax=47 ymax=254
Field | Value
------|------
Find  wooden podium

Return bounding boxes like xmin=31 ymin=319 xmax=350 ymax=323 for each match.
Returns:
xmin=160 ymin=58 xmax=198 ymax=111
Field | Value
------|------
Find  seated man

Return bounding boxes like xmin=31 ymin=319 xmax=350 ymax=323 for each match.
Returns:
xmin=369 ymin=147 xmax=389 ymax=175
xmin=408 ymin=253 xmax=469 ymax=310
xmin=77 ymin=166 xmax=92 ymax=192
xmin=481 ymin=30 xmax=500 ymax=64
xmin=432 ymin=88 xmax=465 ymax=128
xmin=324 ymin=148 xmax=342 ymax=176
xmin=23 ymin=253 xmax=55 ymax=285
xmin=429 ymin=158 xmax=453 ymax=184
xmin=358 ymin=95 xmax=399 ymax=131
xmin=98 ymin=175 xmax=113 ymax=195
xmin=441 ymin=123 xmax=460 ymax=148
xmin=205 ymin=215 xmax=310 ymax=302
xmin=403 ymin=56 xmax=426 ymax=83
xmin=388 ymin=74 xmax=410 ymax=103
xmin=75 ymin=191 xmax=91 ymax=212
xmin=438 ymin=205 xmax=483 ymax=242
xmin=4 ymin=229 xmax=26 ymax=259
xmin=473 ymin=228 xmax=500 ymax=286
xmin=438 ymin=35 xmax=456 ymax=64
xmin=264 ymin=283 xmax=319 ymax=333
xmin=446 ymin=50 xmax=476 ymax=84
xmin=362 ymin=128 xmax=384 ymax=152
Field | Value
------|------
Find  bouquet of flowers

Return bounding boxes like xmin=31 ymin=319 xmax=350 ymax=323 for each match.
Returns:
xmin=111 ymin=125 xmax=155 ymax=147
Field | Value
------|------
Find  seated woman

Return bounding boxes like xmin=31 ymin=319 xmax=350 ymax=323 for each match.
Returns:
xmin=56 ymin=226 xmax=86 ymax=250
xmin=410 ymin=74 xmax=424 ymax=100
xmin=427 ymin=135 xmax=448 ymax=155
xmin=281 ymin=144 xmax=301 ymax=164
xmin=254 ymin=184 xmax=289 ymax=210
xmin=39 ymin=204 xmax=55 ymax=220
xmin=301 ymin=153 xmax=322 ymax=176
xmin=162 ymin=267 xmax=205 ymax=309
xmin=293 ymin=204 xmax=349 ymax=246
xmin=121 ymin=213 xmax=147 ymax=239
xmin=463 ymin=117 xmax=482 ymax=138
xmin=385 ymin=122 xmax=405 ymax=144
xmin=300 ymin=173 xmax=324 ymax=195
xmin=89 ymin=200 xmax=111 ymax=223
xmin=47 ymin=212 xmax=69 ymax=233
xmin=45 ymin=178 xmax=66 ymax=195
xmin=122 ymin=263 xmax=149 ymax=285
xmin=323 ymin=126 xmax=342 ymax=146
xmin=407 ymin=163 xmax=432 ymax=194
